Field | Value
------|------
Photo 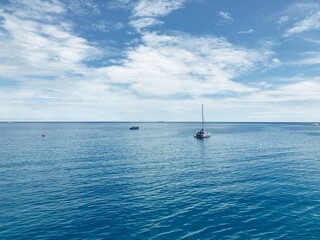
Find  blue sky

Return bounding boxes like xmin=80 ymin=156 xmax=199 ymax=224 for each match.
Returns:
xmin=1 ymin=0 xmax=320 ymax=121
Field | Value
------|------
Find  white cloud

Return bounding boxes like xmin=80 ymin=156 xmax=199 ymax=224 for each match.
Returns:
xmin=218 ymin=11 xmax=233 ymax=21
xmin=271 ymin=58 xmax=281 ymax=66
xmin=293 ymin=58 xmax=320 ymax=65
xmin=98 ymin=32 xmax=272 ymax=99
xmin=284 ymin=10 xmax=320 ymax=36
xmin=129 ymin=0 xmax=186 ymax=30
xmin=276 ymin=16 xmax=289 ymax=24
xmin=106 ymin=0 xmax=135 ymax=10
xmin=208 ymin=78 xmax=320 ymax=121
xmin=3 ymin=0 xmax=66 ymax=21
xmin=130 ymin=17 xmax=163 ymax=31
xmin=89 ymin=21 xmax=125 ymax=32
xmin=246 ymin=80 xmax=320 ymax=103
xmin=287 ymin=52 xmax=320 ymax=65
xmin=279 ymin=2 xmax=320 ymax=37
xmin=2 ymin=0 xmax=319 ymax=121
xmin=0 ymin=3 xmax=100 ymax=79
xmin=238 ymin=29 xmax=254 ymax=34
xmin=282 ymin=2 xmax=319 ymax=16
xmin=67 ymin=0 xmax=101 ymax=15
xmin=133 ymin=0 xmax=185 ymax=18
xmin=298 ymin=58 xmax=320 ymax=65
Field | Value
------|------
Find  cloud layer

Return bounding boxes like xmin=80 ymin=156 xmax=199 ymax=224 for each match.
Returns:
xmin=1 ymin=0 xmax=320 ymax=121
xmin=102 ymin=32 xmax=270 ymax=98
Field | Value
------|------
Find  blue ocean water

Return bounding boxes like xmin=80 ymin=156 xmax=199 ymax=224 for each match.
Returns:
xmin=1 ymin=122 xmax=320 ymax=239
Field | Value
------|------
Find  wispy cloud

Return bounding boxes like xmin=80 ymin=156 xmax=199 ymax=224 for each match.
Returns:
xmin=67 ymin=0 xmax=101 ymax=15
xmin=284 ymin=10 xmax=320 ymax=36
xmin=218 ymin=11 xmax=233 ymax=21
xmin=0 ymin=0 xmax=279 ymax=120
xmin=89 ymin=21 xmax=125 ymax=32
xmin=0 ymin=0 xmax=100 ymax=79
xmin=130 ymin=17 xmax=163 ymax=30
xmin=129 ymin=0 xmax=186 ymax=31
xmin=276 ymin=16 xmax=289 ymax=24
xmin=106 ymin=0 xmax=135 ymax=11
xmin=132 ymin=0 xmax=185 ymax=17
xmin=290 ymin=52 xmax=320 ymax=65
xmin=1 ymin=0 xmax=319 ymax=121
xmin=278 ymin=2 xmax=320 ymax=37
xmin=246 ymin=80 xmax=320 ymax=103
xmin=99 ymin=32 xmax=272 ymax=99
xmin=1 ymin=0 xmax=66 ymax=25
xmin=238 ymin=29 xmax=254 ymax=34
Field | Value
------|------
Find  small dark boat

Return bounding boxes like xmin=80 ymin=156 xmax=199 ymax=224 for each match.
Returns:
xmin=42 ymin=133 xmax=46 ymax=137
xmin=130 ymin=126 xmax=139 ymax=130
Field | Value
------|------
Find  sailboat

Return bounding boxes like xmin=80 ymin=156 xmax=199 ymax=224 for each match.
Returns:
xmin=194 ymin=104 xmax=211 ymax=138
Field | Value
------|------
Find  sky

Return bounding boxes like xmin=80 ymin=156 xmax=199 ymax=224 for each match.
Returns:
xmin=0 ymin=0 xmax=320 ymax=122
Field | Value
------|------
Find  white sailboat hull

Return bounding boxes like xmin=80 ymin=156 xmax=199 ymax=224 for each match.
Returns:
xmin=194 ymin=104 xmax=211 ymax=138
xmin=194 ymin=131 xmax=211 ymax=138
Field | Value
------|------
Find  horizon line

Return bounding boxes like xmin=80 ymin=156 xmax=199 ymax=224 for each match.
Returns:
xmin=1 ymin=121 xmax=318 ymax=124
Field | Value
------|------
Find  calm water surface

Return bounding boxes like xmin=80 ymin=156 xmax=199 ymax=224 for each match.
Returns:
xmin=1 ymin=122 xmax=320 ymax=239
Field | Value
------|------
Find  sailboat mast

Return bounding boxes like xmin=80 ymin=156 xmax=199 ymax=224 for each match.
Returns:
xmin=202 ymin=104 xmax=204 ymax=131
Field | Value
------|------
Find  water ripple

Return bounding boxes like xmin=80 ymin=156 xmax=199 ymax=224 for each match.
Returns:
xmin=1 ymin=122 xmax=320 ymax=239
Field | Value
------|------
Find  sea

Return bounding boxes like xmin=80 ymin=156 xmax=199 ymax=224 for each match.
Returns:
xmin=1 ymin=122 xmax=320 ymax=239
